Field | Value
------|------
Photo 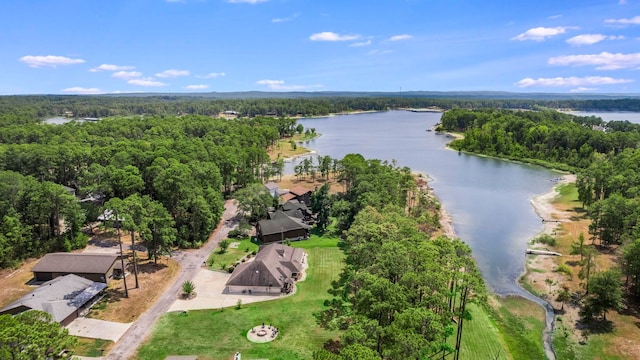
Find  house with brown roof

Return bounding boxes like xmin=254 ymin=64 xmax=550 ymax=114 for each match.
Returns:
xmin=0 ymin=274 xmax=107 ymax=326
xmin=31 ymin=253 xmax=119 ymax=283
xmin=287 ymin=185 xmax=313 ymax=206
xmin=225 ymin=243 xmax=306 ymax=294
xmin=256 ymin=210 xmax=310 ymax=243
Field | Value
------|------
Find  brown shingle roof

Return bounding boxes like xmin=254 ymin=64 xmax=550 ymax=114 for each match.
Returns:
xmin=288 ymin=185 xmax=312 ymax=196
xmin=226 ymin=244 xmax=305 ymax=288
xmin=31 ymin=253 xmax=118 ymax=275
xmin=257 ymin=211 xmax=310 ymax=236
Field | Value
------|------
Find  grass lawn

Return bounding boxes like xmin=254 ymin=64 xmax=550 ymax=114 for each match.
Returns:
xmin=487 ymin=296 xmax=546 ymax=360
xmin=72 ymin=338 xmax=114 ymax=357
xmin=445 ymin=302 xmax=511 ymax=360
xmin=207 ymin=238 xmax=259 ymax=271
xmin=136 ymin=246 xmax=344 ymax=360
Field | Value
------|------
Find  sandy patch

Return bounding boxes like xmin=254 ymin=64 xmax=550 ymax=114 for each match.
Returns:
xmin=67 ymin=318 xmax=132 ymax=342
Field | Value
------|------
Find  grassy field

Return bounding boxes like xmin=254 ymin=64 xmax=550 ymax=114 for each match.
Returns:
xmin=445 ymin=302 xmax=512 ymax=360
xmin=487 ymin=296 xmax=547 ymax=360
xmin=136 ymin=246 xmax=344 ymax=360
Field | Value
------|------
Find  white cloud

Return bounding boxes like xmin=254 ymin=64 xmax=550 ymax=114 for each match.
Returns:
xmin=570 ymin=87 xmax=597 ymax=93
xmin=389 ymin=34 xmax=412 ymax=41
xmin=605 ymin=16 xmax=640 ymax=25
xmin=61 ymin=87 xmax=101 ymax=94
xmin=89 ymin=64 xmax=135 ymax=72
xmin=515 ymin=76 xmax=633 ymax=88
xmin=511 ymin=26 xmax=571 ymax=41
xmin=310 ymin=32 xmax=360 ymax=41
xmin=185 ymin=84 xmax=209 ymax=90
xmin=272 ymin=13 xmax=299 ymax=23
xmin=350 ymin=40 xmax=372 ymax=47
xmin=548 ymin=52 xmax=640 ymax=70
xmin=112 ymin=71 xmax=142 ymax=79
xmin=128 ymin=78 xmax=167 ymax=87
xmin=548 ymin=14 xmax=562 ymax=20
xmin=227 ymin=0 xmax=268 ymax=3
xmin=156 ymin=69 xmax=190 ymax=78
xmin=256 ymin=79 xmax=322 ymax=91
xmin=197 ymin=72 xmax=226 ymax=79
xmin=566 ymin=34 xmax=623 ymax=46
xmin=367 ymin=49 xmax=393 ymax=56
xmin=19 ymin=55 xmax=85 ymax=68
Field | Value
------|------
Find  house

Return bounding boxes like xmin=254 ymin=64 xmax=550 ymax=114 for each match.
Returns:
xmin=62 ymin=185 xmax=76 ymax=198
xmin=277 ymin=200 xmax=313 ymax=223
xmin=0 ymin=274 xmax=107 ymax=326
xmin=256 ymin=211 xmax=310 ymax=243
xmin=287 ymin=185 xmax=313 ymax=206
xmin=225 ymin=243 xmax=306 ymax=294
xmin=31 ymin=253 xmax=119 ymax=283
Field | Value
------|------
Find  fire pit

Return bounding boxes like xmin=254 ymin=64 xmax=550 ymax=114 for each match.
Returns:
xmin=247 ymin=324 xmax=279 ymax=343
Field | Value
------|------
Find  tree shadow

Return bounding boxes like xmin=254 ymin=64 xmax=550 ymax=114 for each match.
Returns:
xmin=576 ymin=318 xmax=615 ymax=334
xmin=135 ymin=261 xmax=168 ymax=274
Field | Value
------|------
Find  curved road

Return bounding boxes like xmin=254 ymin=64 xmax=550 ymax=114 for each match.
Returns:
xmin=105 ymin=200 xmax=239 ymax=360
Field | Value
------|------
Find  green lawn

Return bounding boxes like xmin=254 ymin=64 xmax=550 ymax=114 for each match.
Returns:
xmin=487 ymin=296 xmax=546 ymax=360
xmin=136 ymin=246 xmax=344 ymax=360
xmin=446 ymin=302 xmax=511 ymax=360
xmin=207 ymin=238 xmax=259 ymax=271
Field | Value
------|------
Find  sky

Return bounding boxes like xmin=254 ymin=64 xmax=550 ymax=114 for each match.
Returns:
xmin=1 ymin=0 xmax=640 ymax=95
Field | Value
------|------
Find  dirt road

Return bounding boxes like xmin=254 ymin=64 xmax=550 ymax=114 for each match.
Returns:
xmin=105 ymin=200 xmax=239 ymax=360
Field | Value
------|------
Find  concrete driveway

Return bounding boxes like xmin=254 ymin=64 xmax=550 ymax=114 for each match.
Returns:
xmin=168 ymin=268 xmax=282 ymax=312
xmin=67 ymin=317 xmax=132 ymax=342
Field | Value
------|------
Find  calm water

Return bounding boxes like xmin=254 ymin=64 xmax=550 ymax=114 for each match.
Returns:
xmin=565 ymin=111 xmax=640 ymax=124
xmin=291 ymin=111 xmax=557 ymax=296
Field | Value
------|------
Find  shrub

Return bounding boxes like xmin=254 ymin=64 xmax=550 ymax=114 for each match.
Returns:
xmin=555 ymin=263 xmax=573 ymax=278
xmin=534 ymin=234 xmax=557 ymax=246
xmin=236 ymin=299 xmax=242 ymax=310
xmin=182 ymin=281 xmax=195 ymax=298
xmin=228 ymin=266 xmax=235 ymax=273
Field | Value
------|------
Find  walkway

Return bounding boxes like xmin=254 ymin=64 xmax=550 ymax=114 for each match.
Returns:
xmin=67 ymin=318 xmax=132 ymax=342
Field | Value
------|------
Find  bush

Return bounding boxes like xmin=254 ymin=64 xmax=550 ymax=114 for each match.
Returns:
xmin=227 ymin=266 xmax=235 ymax=273
xmin=534 ymin=234 xmax=557 ymax=246
xmin=555 ymin=263 xmax=573 ymax=278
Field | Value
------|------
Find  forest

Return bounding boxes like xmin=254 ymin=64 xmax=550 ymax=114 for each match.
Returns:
xmin=441 ymin=108 xmax=640 ymax=306
xmin=0 ymin=109 xmax=300 ymax=268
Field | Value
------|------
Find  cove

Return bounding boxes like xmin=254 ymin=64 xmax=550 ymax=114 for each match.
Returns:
xmin=289 ymin=110 xmax=558 ymax=357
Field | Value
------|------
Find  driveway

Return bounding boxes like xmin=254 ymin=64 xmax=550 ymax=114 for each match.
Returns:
xmin=67 ymin=317 xmax=132 ymax=342
xmin=168 ymin=268 xmax=282 ymax=312
xmin=105 ymin=200 xmax=239 ymax=360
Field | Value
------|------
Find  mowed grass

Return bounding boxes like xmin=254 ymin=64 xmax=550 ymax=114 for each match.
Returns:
xmin=136 ymin=246 xmax=344 ymax=360
xmin=487 ymin=296 xmax=546 ymax=360
xmin=207 ymin=238 xmax=259 ymax=271
xmin=446 ymin=302 xmax=511 ymax=360
xmin=72 ymin=338 xmax=114 ymax=357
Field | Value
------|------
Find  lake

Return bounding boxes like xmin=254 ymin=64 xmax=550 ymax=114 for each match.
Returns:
xmin=291 ymin=110 xmax=558 ymax=297
xmin=564 ymin=111 xmax=640 ymax=124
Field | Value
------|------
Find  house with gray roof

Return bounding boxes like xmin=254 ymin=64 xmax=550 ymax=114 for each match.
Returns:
xmin=277 ymin=199 xmax=313 ymax=223
xmin=0 ymin=274 xmax=107 ymax=326
xmin=31 ymin=253 xmax=119 ymax=283
xmin=225 ymin=243 xmax=306 ymax=294
xmin=256 ymin=210 xmax=310 ymax=243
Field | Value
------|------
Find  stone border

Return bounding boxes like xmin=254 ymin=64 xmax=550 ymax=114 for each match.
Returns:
xmin=246 ymin=324 xmax=279 ymax=343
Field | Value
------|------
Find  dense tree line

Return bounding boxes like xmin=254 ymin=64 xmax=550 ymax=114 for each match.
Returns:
xmin=2 ymin=95 xmax=640 ymax=124
xmin=442 ymin=108 xmax=640 ymax=170
xmin=315 ymin=154 xmax=485 ymax=360
xmin=0 ymin=112 xmax=299 ymax=267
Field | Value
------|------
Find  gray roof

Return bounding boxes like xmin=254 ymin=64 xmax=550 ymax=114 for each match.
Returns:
xmin=258 ymin=211 xmax=310 ymax=236
xmin=31 ymin=253 xmax=118 ymax=275
xmin=226 ymin=244 xmax=305 ymax=288
xmin=280 ymin=200 xmax=310 ymax=219
xmin=264 ymin=182 xmax=279 ymax=191
xmin=0 ymin=274 xmax=107 ymax=323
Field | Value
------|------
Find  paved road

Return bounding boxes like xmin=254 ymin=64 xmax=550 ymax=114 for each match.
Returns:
xmin=105 ymin=200 xmax=239 ymax=360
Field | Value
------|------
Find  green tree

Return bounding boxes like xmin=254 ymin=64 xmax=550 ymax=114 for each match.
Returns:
xmin=0 ymin=310 xmax=77 ymax=360
xmin=556 ymin=285 xmax=571 ymax=311
xmin=581 ymin=270 xmax=622 ymax=321
xmin=579 ymin=246 xmax=598 ymax=294
xmin=570 ymin=232 xmax=586 ymax=262
xmin=234 ymin=183 xmax=273 ymax=222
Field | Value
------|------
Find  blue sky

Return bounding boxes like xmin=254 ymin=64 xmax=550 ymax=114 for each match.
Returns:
xmin=2 ymin=0 xmax=640 ymax=95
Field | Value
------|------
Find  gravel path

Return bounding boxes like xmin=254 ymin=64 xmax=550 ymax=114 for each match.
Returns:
xmin=105 ymin=200 xmax=239 ymax=360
